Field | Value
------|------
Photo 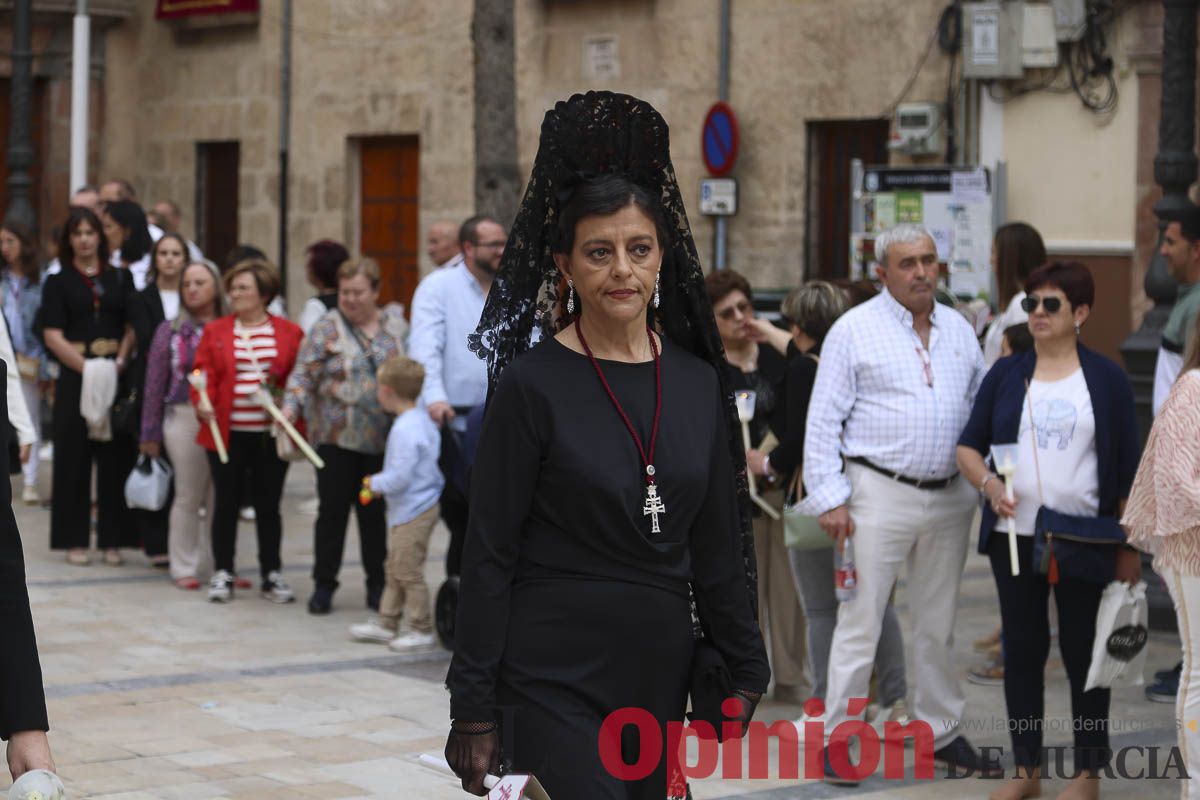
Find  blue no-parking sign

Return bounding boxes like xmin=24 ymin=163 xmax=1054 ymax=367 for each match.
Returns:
xmin=701 ymin=101 xmax=739 ymax=177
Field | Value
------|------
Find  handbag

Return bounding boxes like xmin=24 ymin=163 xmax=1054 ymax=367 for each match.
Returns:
xmin=1024 ymin=380 xmax=1125 ymax=584
xmin=781 ymin=353 xmax=830 ymax=550
xmin=273 ymin=425 xmax=306 ymax=462
xmin=110 ymin=383 xmax=141 ymax=437
xmin=124 ymin=454 xmax=174 ymax=511
xmin=783 ymin=468 xmax=830 ymax=550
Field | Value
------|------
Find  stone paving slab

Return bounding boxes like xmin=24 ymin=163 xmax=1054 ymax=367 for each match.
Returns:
xmin=4 ymin=464 xmax=1184 ymax=798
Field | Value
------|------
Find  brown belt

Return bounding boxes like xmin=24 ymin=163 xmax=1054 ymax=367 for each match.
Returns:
xmin=69 ymin=338 xmax=120 ymax=357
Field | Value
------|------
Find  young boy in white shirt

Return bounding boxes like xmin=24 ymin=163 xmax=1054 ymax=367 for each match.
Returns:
xmin=350 ymin=357 xmax=445 ymax=650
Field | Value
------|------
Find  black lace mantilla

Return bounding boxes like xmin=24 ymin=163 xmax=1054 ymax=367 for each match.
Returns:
xmin=468 ymin=91 xmax=759 ymax=614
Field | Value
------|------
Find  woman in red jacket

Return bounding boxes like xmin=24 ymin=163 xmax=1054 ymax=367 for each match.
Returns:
xmin=192 ymin=258 xmax=304 ymax=604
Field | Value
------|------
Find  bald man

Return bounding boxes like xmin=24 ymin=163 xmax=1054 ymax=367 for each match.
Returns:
xmin=426 ymin=221 xmax=462 ymax=269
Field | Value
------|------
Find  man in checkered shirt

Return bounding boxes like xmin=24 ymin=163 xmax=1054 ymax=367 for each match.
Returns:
xmin=800 ymin=223 xmax=990 ymax=782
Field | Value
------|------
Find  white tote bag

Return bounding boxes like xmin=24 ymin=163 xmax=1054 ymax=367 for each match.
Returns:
xmin=1085 ymin=580 xmax=1149 ymax=691
xmin=124 ymin=455 xmax=174 ymax=511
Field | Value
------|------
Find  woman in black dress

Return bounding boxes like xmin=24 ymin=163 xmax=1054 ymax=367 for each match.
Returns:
xmin=130 ymin=233 xmax=190 ymax=566
xmin=40 ymin=208 xmax=138 ymax=565
xmin=445 ymin=93 xmax=769 ymax=799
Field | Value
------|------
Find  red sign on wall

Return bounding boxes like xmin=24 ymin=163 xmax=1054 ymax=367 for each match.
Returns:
xmin=156 ymin=0 xmax=260 ymax=20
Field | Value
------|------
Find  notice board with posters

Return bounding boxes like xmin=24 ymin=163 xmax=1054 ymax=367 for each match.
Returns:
xmin=850 ymin=164 xmax=994 ymax=300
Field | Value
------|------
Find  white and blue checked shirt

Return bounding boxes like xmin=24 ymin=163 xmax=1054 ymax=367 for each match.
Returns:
xmin=408 ymin=262 xmax=489 ymax=431
xmin=801 ymin=288 xmax=985 ymax=515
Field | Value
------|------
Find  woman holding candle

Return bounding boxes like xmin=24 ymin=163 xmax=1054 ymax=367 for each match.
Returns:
xmin=40 ymin=207 xmax=139 ymax=566
xmin=140 ymin=259 xmax=227 ymax=589
xmin=705 ymin=269 xmax=806 ymax=704
xmin=282 ymin=257 xmax=407 ymax=615
xmin=957 ymin=261 xmax=1141 ymax=800
xmin=191 ymin=258 xmax=304 ymax=604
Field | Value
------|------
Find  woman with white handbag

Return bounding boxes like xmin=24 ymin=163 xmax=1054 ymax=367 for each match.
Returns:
xmin=139 ymin=259 xmax=228 ymax=589
xmin=748 ymin=282 xmax=908 ymax=721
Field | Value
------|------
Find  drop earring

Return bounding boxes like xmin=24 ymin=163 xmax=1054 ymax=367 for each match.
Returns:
xmin=567 ymin=280 xmax=576 ymax=315
xmin=1074 ymin=323 xmax=1081 ymax=336
xmin=653 ymin=274 xmax=661 ymax=309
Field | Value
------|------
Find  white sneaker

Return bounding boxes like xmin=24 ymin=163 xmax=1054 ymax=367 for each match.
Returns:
xmin=388 ymin=631 xmax=437 ymax=651
xmin=239 ymin=506 xmax=256 ymax=521
xmin=261 ymin=571 xmax=295 ymax=604
xmin=870 ymin=700 xmax=911 ymax=739
xmin=21 ymin=485 xmax=39 ymax=505
xmin=209 ymin=570 xmax=234 ymax=603
xmin=350 ymin=619 xmax=398 ymax=643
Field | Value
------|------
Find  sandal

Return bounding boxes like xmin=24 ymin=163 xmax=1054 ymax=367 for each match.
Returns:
xmin=175 ymin=577 xmax=202 ymax=591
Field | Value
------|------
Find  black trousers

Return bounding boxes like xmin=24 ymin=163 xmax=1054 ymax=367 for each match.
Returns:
xmin=439 ymin=426 xmax=469 ymax=578
xmin=988 ymin=534 xmax=1111 ymax=771
xmin=312 ymin=444 xmax=386 ymax=592
xmin=49 ymin=367 xmax=138 ymax=551
xmin=207 ymin=430 xmax=289 ymax=578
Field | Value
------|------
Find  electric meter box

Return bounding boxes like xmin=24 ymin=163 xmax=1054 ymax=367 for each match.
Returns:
xmin=890 ymin=103 xmax=941 ymax=157
xmin=963 ymin=2 xmax=1024 ymax=79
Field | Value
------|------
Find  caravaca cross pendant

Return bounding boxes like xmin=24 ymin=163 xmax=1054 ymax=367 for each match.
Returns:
xmin=642 ymin=465 xmax=666 ymax=534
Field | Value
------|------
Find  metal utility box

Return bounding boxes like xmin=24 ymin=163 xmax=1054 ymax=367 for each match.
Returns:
xmin=963 ymin=2 xmax=1025 ymax=79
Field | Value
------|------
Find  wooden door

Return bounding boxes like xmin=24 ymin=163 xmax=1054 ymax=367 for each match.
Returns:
xmin=806 ymin=119 xmax=889 ymax=279
xmin=196 ymin=141 xmax=240 ymax=267
xmin=359 ymin=136 xmax=419 ymax=310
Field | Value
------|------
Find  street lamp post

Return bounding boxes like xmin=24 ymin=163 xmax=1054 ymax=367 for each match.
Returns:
xmin=5 ymin=0 xmax=36 ymax=229
xmin=1120 ymin=0 xmax=1198 ymax=442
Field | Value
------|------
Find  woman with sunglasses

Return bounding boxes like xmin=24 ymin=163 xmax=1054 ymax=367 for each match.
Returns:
xmin=705 ymin=269 xmax=807 ymax=704
xmin=957 ymin=261 xmax=1140 ymax=800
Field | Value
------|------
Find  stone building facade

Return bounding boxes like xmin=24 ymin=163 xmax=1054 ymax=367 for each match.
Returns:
xmin=0 ymin=0 xmax=1182 ymax=360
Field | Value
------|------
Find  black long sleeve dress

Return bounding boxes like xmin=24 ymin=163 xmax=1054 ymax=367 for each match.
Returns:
xmin=0 ymin=365 xmax=49 ymax=741
xmin=448 ymin=336 xmax=769 ymax=799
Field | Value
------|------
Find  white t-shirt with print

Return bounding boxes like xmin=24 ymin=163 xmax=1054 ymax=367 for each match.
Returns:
xmin=995 ymin=367 xmax=1100 ymax=535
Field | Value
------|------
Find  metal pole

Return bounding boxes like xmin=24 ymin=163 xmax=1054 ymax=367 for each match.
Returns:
xmin=70 ymin=0 xmax=90 ymax=197
xmin=1120 ymin=0 xmax=1198 ymax=442
xmin=713 ymin=0 xmax=730 ymax=270
xmin=278 ymin=0 xmax=292 ymax=289
xmin=5 ymin=0 xmax=36 ymax=228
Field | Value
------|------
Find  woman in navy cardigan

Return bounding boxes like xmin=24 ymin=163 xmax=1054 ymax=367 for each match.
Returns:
xmin=957 ymin=262 xmax=1140 ymax=800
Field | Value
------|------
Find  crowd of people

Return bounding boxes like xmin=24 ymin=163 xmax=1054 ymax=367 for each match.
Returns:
xmin=5 ymin=94 xmax=1200 ymax=800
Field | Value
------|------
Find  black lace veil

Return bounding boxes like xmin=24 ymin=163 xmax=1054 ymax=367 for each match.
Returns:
xmin=468 ymin=91 xmax=758 ymax=609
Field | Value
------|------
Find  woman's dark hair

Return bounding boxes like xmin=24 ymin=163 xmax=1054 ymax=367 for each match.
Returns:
xmin=146 ymin=232 xmax=190 ymax=286
xmin=0 ymin=219 xmax=40 ymax=282
xmin=551 ymin=175 xmax=668 ymax=255
xmin=1024 ymin=261 xmax=1095 ymax=310
xmin=994 ymin=222 xmax=1047 ymax=308
xmin=103 ymin=200 xmax=153 ymax=264
xmin=306 ymin=239 xmax=350 ymax=289
xmin=58 ymin=207 xmax=110 ymax=270
xmin=832 ymin=278 xmax=879 ymax=307
xmin=223 ymin=244 xmax=267 ymax=273
xmin=704 ymin=269 xmax=753 ymax=306
xmin=1002 ymin=322 xmax=1034 ymax=355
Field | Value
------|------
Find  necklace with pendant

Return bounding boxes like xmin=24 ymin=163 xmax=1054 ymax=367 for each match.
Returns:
xmin=575 ymin=318 xmax=666 ymax=535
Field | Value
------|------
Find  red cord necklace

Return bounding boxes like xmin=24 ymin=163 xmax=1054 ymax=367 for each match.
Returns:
xmin=574 ymin=317 xmax=666 ymax=534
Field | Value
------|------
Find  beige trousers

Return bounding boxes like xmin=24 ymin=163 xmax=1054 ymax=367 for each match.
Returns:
xmin=753 ymin=488 xmax=810 ymax=694
xmin=379 ymin=503 xmax=441 ymax=633
xmin=162 ymin=404 xmax=214 ymax=580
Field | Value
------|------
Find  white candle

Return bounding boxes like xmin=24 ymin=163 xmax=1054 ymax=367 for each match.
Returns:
xmin=188 ymin=369 xmax=228 ymax=464
xmin=992 ymin=449 xmax=1019 ymax=577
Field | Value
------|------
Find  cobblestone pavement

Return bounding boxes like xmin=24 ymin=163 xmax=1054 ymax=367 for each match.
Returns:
xmin=6 ymin=462 xmax=1183 ymax=798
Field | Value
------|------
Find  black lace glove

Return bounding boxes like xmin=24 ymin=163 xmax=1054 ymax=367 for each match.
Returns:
xmin=445 ymin=721 xmax=501 ymax=796
xmin=726 ymin=689 xmax=761 ymax=729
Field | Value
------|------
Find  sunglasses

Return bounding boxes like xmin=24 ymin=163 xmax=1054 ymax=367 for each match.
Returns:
xmin=717 ymin=300 xmax=753 ymax=321
xmin=1020 ymin=294 xmax=1064 ymax=314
